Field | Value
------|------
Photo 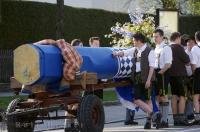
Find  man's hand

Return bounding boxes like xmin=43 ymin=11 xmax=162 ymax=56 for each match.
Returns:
xmin=112 ymin=51 xmax=118 ymax=56
xmin=145 ymin=80 xmax=151 ymax=89
xmin=158 ymin=69 xmax=164 ymax=75
xmin=112 ymin=51 xmax=124 ymax=57
xmin=159 ymin=63 xmax=171 ymax=75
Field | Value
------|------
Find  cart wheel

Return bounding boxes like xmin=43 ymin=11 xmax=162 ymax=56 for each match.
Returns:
xmin=78 ymin=95 xmax=105 ymax=132
xmin=6 ymin=98 xmax=35 ymax=132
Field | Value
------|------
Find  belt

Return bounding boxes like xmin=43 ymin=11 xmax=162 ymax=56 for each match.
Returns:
xmin=155 ymin=69 xmax=161 ymax=72
xmin=195 ymin=68 xmax=200 ymax=73
xmin=135 ymin=72 xmax=141 ymax=75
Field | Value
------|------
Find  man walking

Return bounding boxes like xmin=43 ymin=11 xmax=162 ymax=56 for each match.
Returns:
xmin=191 ymin=31 xmax=200 ymax=124
xmin=153 ymin=29 xmax=172 ymax=127
xmin=169 ymin=32 xmax=190 ymax=126
xmin=113 ymin=32 xmax=161 ymax=129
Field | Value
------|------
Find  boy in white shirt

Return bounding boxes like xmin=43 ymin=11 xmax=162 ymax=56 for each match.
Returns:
xmin=153 ymin=29 xmax=172 ymax=128
xmin=113 ymin=33 xmax=161 ymax=129
xmin=185 ymin=36 xmax=196 ymax=121
xmin=191 ymin=31 xmax=200 ymax=124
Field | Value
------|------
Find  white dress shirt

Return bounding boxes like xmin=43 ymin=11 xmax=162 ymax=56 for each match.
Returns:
xmin=123 ymin=47 xmax=136 ymax=57
xmin=154 ymin=41 xmax=172 ymax=69
xmin=191 ymin=43 xmax=200 ymax=68
xmin=123 ymin=44 xmax=155 ymax=72
xmin=185 ymin=49 xmax=193 ymax=76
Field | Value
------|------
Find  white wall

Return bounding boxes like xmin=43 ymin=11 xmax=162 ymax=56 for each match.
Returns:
xmin=23 ymin=0 xmax=162 ymax=14
xmin=23 ymin=0 xmax=190 ymax=14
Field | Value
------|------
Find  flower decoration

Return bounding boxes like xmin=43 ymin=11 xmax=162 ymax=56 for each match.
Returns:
xmin=105 ymin=8 xmax=155 ymax=47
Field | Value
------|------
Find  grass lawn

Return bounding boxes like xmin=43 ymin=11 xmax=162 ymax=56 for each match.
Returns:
xmin=0 ymin=95 xmax=28 ymax=110
xmin=0 ymin=90 xmax=117 ymax=110
xmin=103 ymin=90 xmax=117 ymax=102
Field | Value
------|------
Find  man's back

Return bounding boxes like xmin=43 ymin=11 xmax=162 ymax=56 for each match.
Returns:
xmin=169 ymin=44 xmax=190 ymax=76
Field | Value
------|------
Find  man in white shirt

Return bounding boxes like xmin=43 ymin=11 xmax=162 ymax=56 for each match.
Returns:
xmin=153 ymin=29 xmax=172 ymax=128
xmin=185 ymin=36 xmax=196 ymax=121
xmin=113 ymin=33 xmax=161 ymax=129
xmin=89 ymin=36 xmax=100 ymax=47
xmin=185 ymin=37 xmax=196 ymax=77
xmin=191 ymin=31 xmax=200 ymax=124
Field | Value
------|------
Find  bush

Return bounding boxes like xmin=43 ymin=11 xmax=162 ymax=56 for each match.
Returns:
xmin=0 ymin=1 xmax=200 ymax=49
xmin=179 ymin=16 xmax=200 ymax=36
xmin=0 ymin=1 xmax=129 ymax=49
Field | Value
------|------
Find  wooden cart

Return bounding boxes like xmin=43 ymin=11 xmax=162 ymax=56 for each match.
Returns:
xmin=6 ymin=72 xmax=130 ymax=132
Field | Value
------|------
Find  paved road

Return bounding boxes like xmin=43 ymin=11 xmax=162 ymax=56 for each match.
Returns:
xmin=103 ymin=105 xmax=200 ymax=132
xmin=1 ymin=104 xmax=200 ymax=132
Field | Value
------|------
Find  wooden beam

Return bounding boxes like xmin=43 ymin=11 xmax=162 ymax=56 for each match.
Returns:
xmin=11 ymin=72 xmax=131 ymax=93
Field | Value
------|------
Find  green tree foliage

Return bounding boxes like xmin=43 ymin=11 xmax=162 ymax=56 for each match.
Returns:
xmin=160 ymin=0 xmax=177 ymax=9
xmin=188 ymin=0 xmax=200 ymax=15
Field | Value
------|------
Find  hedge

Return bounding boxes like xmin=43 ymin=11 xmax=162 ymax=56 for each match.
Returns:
xmin=0 ymin=1 xmax=200 ymax=49
xmin=0 ymin=1 xmax=129 ymax=49
xmin=179 ymin=16 xmax=200 ymax=36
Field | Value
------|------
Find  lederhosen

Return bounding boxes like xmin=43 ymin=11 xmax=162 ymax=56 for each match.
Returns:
xmin=185 ymin=52 xmax=194 ymax=97
xmin=185 ymin=73 xmax=194 ymax=98
xmin=131 ymin=46 xmax=153 ymax=101
xmin=169 ymin=44 xmax=189 ymax=97
xmin=193 ymin=45 xmax=200 ymax=94
xmin=155 ymin=44 xmax=170 ymax=96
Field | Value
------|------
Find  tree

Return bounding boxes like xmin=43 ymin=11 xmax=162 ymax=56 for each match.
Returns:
xmin=160 ymin=0 xmax=177 ymax=9
xmin=56 ymin=0 xmax=64 ymax=39
xmin=158 ymin=0 xmax=190 ymax=15
xmin=188 ymin=0 xmax=200 ymax=15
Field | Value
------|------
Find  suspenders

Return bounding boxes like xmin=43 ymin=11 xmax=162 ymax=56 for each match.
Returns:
xmin=156 ymin=44 xmax=169 ymax=69
xmin=134 ymin=49 xmax=140 ymax=63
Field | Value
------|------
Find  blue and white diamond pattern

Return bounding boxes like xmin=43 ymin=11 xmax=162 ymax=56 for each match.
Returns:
xmin=112 ymin=48 xmax=135 ymax=78
xmin=116 ymin=56 xmax=134 ymax=78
